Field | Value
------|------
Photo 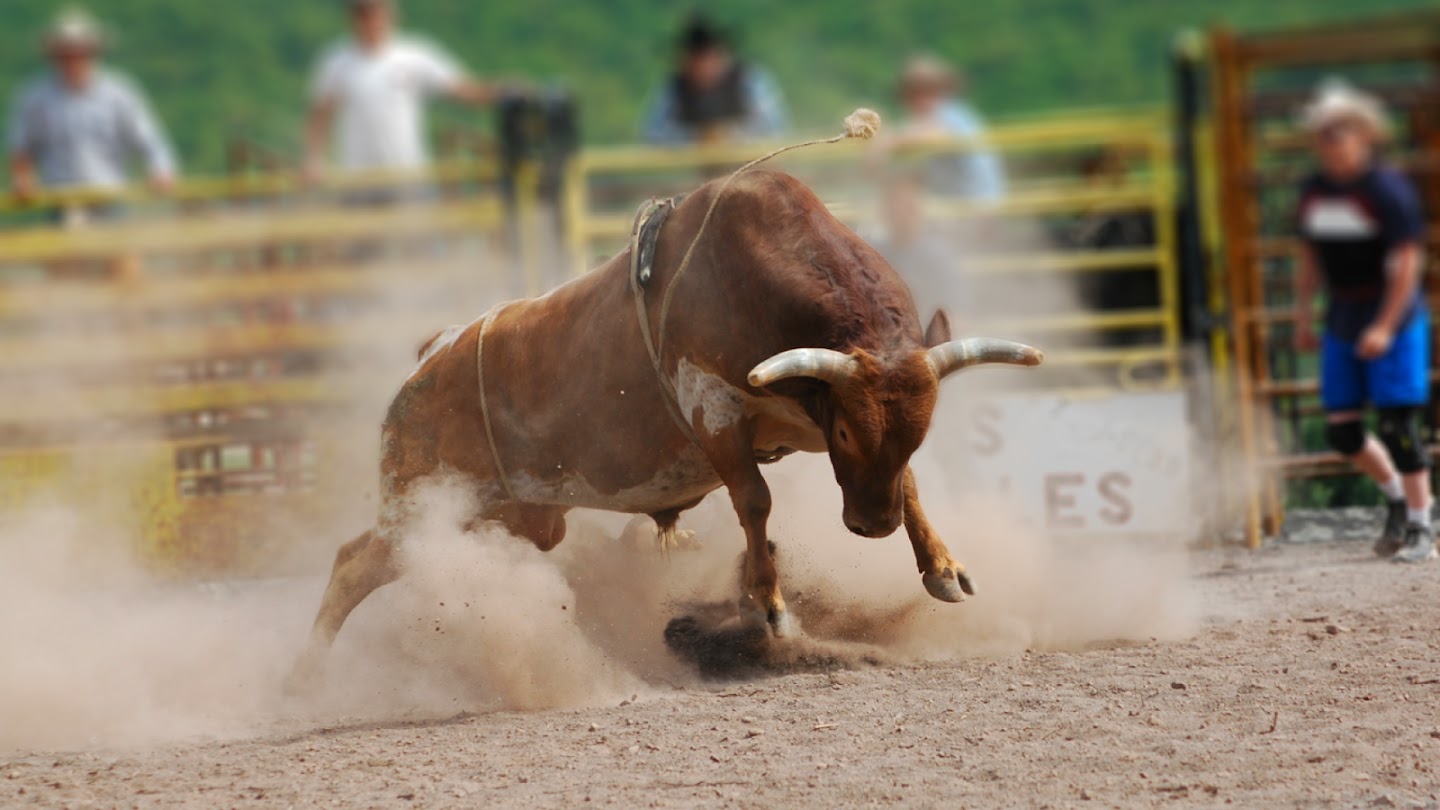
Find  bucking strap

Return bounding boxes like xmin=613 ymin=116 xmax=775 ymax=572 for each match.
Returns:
xmin=629 ymin=194 xmax=684 ymax=288
xmin=627 ymin=195 xmax=701 ymax=446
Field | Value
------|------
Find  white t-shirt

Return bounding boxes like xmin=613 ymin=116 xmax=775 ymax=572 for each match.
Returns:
xmin=311 ymin=35 xmax=465 ymax=172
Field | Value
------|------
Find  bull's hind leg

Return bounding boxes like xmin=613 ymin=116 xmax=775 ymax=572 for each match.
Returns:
xmin=902 ymin=466 xmax=976 ymax=603
xmin=284 ymin=529 xmax=400 ymax=694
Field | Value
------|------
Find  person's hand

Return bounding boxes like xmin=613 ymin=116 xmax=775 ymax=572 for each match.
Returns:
xmin=11 ymin=172 xmax=37 ymax=204
xmin=300 ymin=157 xmax=326 ymax=188
xmin=1357 ymin=323 xmax=1395 ymax=360
xmin=1295 ymin=320 xmax=1320 ymax=352
xmin=147 ymin=173 xmax=175 ymax=196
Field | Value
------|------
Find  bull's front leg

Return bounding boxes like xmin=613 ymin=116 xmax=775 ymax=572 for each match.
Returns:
xmin=706 ymin=427 xmax=793 ymax=638
xmin=903 ymin=466 xmax=976 ymax=603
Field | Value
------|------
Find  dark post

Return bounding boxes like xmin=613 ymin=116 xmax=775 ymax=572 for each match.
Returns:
xmin=1172 ymin=30 xmax=1211 ymax=358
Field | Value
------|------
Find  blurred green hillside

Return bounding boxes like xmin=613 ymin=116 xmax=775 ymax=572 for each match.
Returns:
xmin=0 ymin=0 xmax=1434 ymax=173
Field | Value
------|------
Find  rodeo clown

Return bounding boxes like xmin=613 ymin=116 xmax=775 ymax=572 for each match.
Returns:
xmin=1294 ymin=79 xmax=1434 ymax=562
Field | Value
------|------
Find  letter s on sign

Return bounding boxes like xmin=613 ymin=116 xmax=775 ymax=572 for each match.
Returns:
xmin=972 ymin=402 xmax=1003 ymax=457
xmin=1098 ymin=471 xmax=1133 ymax=526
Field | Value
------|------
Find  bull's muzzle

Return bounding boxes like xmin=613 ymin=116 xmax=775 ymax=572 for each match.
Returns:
xmin=843 ymin=509 xmax=902 ymax=539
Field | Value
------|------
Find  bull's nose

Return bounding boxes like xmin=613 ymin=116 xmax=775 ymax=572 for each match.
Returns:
xmin=846 ymin=519 xmax=897 ymax=538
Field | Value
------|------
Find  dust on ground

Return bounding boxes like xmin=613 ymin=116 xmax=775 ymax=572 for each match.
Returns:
xmin=4 ymin=533 xmax=1440 ymax=808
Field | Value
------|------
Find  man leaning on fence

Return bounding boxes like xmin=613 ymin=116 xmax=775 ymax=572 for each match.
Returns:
xmin=6 ymin=8 xmax=178 ymax=222
xmin=304 ymin=0 xmax=502 ymax=186
xmin=1293 ymin=80 xmax=1434 ymax=563
xmin=641 ymin=14 xmax=787 ymax=146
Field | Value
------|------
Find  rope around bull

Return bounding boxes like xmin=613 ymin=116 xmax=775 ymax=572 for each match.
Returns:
xmin=475 ymin=301 xmax=519 ymax=502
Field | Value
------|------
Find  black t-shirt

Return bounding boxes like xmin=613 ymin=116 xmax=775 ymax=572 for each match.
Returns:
xmin=1297 ymin=164 xmax=1427 ymax=341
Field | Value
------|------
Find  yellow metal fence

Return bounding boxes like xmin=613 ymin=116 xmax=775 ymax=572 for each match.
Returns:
xmin=0 ymin=161 xmax=516 ymax=575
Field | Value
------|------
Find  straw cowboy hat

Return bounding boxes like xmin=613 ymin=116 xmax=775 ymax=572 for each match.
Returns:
xmin=44 ymin=7 xmax=104 ymax=52
xmin=898 ymin=54 xmax=963 ymax=96
xmin=1299 ymin=79 xmax=1391 ymax=141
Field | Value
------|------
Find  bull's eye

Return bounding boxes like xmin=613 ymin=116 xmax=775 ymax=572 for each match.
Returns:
xmin=837 ymin=426 xmax=849 ymax=443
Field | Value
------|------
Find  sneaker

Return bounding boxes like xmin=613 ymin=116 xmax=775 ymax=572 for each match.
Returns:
xmin=1375 ymin=500 xmax=1409 ymax=557
xmin=1391 ymin=523 xmax=1438 ymax=563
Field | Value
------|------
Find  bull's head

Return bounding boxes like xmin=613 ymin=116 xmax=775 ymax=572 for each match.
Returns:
xmin=747 ymin=312 xmax=1042 ymax=538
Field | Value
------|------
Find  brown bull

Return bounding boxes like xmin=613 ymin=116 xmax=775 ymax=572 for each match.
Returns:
xmin=287 ymin=170 xmax=1040 ymax=688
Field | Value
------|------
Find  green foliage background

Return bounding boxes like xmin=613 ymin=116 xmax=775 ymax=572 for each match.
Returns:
xmin=0 ymin=0 xmax=1434 ymax=172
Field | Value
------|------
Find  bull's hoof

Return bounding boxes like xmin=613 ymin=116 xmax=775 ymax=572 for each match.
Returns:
xmin=738 ymin=600 xmax=795 ymax=639
xmin=768 ymin=607 xmax=795 ymax=639
xmin=922 ymin=566 xmax=976 ymax=603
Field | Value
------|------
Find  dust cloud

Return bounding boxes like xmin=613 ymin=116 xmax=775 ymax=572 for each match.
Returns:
xmin=0 ymin=413 xmax=1197 ymax=755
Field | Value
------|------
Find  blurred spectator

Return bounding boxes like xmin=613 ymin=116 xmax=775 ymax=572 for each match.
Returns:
xmin=6 ymin=8 xmax=177 ymax=206
xmin=871 ymin=170 xmax=965 ymax=316
xmin=890 ymin=54 xmax=1005 ymax=202
xmin=1057 ymin=146 xmax=1161 ymax=347
xmin=642 ymin=14 xmax=787 ymax=146
xmin=1293 ymin=79 xmax=1432 ymax=561
xmin=305 ymin=0 xmax=500 ymax=181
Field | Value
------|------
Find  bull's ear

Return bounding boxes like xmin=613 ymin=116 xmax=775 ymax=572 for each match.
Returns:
xmin=924 ymin=309 xmax=952 ymax=348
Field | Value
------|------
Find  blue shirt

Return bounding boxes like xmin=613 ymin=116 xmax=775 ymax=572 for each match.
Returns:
xmin=910 ymin=100 xmax=1007 ymax=202
xmin=641 ymin=65 xmax=787 ymax=145
xmin=1298 ymin=164 xmax=1426 ymax=341
xmin=7 ymin=67 xmax=177 ymax=190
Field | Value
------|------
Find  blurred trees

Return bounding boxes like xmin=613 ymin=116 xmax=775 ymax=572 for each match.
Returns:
xmin=0 ymin=0 xmax=1433 ymax=172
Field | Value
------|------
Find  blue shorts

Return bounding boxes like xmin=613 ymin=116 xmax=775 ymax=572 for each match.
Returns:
xmin=1321 ymin=310 xmax=1431 ymax=411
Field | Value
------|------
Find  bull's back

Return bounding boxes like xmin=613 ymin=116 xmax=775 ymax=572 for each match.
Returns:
xmin=447 ymin=259 xmax=720 ymax=512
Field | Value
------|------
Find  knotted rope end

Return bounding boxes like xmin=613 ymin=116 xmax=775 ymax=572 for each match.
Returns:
xmin=843 ymin=107 xmax=882 ymax=140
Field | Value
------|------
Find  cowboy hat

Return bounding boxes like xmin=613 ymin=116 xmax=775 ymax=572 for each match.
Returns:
xmin=44 ymin=7 xmax=104 ymax=52
xmin=1299 ymin=79 xmax=1390 ymax=140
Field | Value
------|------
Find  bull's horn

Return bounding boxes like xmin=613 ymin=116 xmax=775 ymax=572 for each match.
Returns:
xmin=927 ymin=338 xmax=1044 ymax=380
xmin=748 ymin=348 xmax=859 ymax=387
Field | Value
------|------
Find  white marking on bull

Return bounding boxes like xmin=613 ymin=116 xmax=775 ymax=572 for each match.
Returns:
xmin=675 ymin=359 xmax=748 ymax=437
xmin=675 ymin=358 xmax=826 ymax=452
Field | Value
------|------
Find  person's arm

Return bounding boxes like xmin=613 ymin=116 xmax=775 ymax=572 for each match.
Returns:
xmin=1359 ymin=174 xmax=1429 ymax=359
xmin=8 ymin=153 xmax=37 ymax=202
xmin=303 ymin=98 xmax=335 ymax=182
xmin=739 ymin=68 xmax=787 ymax=139
xmin=7 ymin=86 xmax=39 ymax=201
xmin=1294 ymin=242 xmax=1322 ymax=351
xmin=447 ymin=78 xmax=500 ymax=106
xmin=940 ymin=103 xmax=1005 ymax=202
xmin=641 ymin=84 xmax=687 ymax=145
xmin=413 ymin=40 xmax=497 ymax=107
xmin=1358 ymin=241 xmax=1423 ymax=359
xmin=117 ymin=79 xmax=177 ymax=192
xmin=304 ymin=47 xmax=343 ymax=182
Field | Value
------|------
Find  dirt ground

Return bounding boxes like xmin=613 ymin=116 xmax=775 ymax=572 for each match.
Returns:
xmin=4 ymin=530 xmax=1440 ymax=810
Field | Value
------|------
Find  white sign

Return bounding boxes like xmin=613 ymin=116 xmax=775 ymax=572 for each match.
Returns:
xmin=945 ymin=391 xmax=1192 ymax=538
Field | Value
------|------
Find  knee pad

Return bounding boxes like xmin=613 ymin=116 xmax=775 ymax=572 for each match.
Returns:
xmin=1377 ymin=407 xmax=1429 ymax=473
xmin=1325 ymin=419 xmax=1366 ymax=457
